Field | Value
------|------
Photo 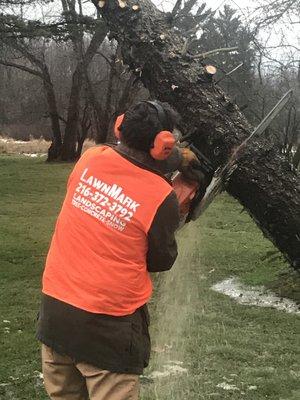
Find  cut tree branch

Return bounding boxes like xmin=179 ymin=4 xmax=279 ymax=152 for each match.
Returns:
xmin=215 ymin=62 xmax=244 ymax=84
xmin=192 ymin=46 xmax=239 ymax=60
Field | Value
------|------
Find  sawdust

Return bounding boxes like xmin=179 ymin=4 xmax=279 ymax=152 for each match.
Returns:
xmin=148 ymin=363 xmax=188 ymax=379
xmin=216 ymin=382 xmax=239 ymax=391
xmin=141 ymin=226 xmax=199 ymax=394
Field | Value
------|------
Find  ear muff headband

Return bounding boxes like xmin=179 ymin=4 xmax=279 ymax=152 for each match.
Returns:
xmin=144 ymin=100 xmax=170 ymax=130
xmin=113 ymin=101 xmax=176 ymax=160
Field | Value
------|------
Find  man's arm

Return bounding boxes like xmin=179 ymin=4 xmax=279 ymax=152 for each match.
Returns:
xmin=146 ymin=191 xmax=180 ymax=272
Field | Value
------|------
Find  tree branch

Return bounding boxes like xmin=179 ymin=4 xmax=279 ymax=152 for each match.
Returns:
xmin=6 ymin=40 xmax=45 ymax=70
xmin=192 ymin=46 xmax=239 ymax=60
xmin=171 ymin=0 xmax=182 ymax=18
xmin=215 ymin=62 xmax=244 ymax=84
xmin=96 ymin=51 xmax=113 ymax=67
xmin=0 ymin=59 xmax=44 ymax=79
xmin=81 ymin=21 xmax=108 ymax=67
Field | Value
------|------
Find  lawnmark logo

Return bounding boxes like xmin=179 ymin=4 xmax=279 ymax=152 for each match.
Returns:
xmin=71 ymin=168 xmax=140 ymax=231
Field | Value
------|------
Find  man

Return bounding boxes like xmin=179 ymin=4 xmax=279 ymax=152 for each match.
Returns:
xmin=37 ymin=100 xmax=197 ymax=400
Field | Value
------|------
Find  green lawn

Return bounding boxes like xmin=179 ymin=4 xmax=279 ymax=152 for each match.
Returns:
xmin=0 ymin=155 xmax=299 ymax=400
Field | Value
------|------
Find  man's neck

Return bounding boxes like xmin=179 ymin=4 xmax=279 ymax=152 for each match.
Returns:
xmin=116 ymin=142 xmax=158 ymax=170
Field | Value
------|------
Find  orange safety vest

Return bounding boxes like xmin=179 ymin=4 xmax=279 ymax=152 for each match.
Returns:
xmin=42 ymin=146 xmax=173 ymax=316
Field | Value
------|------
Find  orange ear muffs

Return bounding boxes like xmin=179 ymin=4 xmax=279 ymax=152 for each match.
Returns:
xmin=150 ymin=131 xmax=176 ymax=160
xmin=114 ymin=114 xmax=125 ymax=139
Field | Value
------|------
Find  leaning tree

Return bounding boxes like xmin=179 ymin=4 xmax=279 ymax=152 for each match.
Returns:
xmin=92 ymin=0 xmax=300 ymax=270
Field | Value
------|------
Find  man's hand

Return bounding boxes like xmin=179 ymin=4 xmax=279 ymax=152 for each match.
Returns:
xmin=180 ymin=148 xmax=199 ymax=167
xmin=179 ymin=147 xmax=213 ymax=187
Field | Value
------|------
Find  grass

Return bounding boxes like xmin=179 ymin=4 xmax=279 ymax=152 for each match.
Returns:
xmin=0 ymin=155 xmax=299 ymax=400
xmin=0 ymin=155 xmax=72 ymax=399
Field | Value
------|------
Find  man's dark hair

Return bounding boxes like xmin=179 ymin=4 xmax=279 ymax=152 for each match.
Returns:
xmin=119 ymin=101 xmax=180 ymax=152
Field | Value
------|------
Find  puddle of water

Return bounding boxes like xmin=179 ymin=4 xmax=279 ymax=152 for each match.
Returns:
xmin=212 ymin=277 xmax=300 ymax=315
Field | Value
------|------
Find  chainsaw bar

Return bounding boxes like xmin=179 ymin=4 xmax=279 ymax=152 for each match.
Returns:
xmin=190 ymin=89 xmax=293 ymax=221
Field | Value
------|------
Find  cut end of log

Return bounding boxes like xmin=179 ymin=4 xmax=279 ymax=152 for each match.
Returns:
xmin=204 ymin=65 xmax=217 ymax=75
xmin=118 ymin=0 xmax=127 ymax=8
xmin=98 ymin=0 xmax=105 ymax=8
xmin=132 ymin=4 xmax=140 ymax=11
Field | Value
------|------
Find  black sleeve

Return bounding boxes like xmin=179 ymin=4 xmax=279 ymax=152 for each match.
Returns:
xmin=146 ymin=191 xmax=180 ymax=272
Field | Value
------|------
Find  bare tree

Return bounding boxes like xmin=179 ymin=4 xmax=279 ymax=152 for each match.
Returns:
xmin=59 ymin=17 xmax=108 ymax=160
xmin=253 ymin=0 xmax=300 ymax=27
xmin=0 ymin=40 xmax=62 ymax=156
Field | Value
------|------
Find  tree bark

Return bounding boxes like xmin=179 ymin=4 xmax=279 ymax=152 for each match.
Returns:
xmin=43 ymin=69 xmax=63 ymax=161
xmin=85 ymin=72 xmax=107 ymax=143
xmin=93 ymin=0 xmax=300 ymax=269
xmin=60 ymin=21 xmax=108 ymax=161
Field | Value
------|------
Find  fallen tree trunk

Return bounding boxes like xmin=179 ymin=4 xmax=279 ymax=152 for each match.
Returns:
xmin=93 ymin=0 xmax=300 ymax=270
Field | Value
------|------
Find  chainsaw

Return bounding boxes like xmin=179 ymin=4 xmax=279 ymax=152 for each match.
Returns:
xmin=172 ymin=144 xmax=214 ymax=227
xmin=172 ymin=89 xmax=293 ymax=226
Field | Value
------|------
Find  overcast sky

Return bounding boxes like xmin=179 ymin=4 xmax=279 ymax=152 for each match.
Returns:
xmin=157 ymin=0 xmax=254 ymax=13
